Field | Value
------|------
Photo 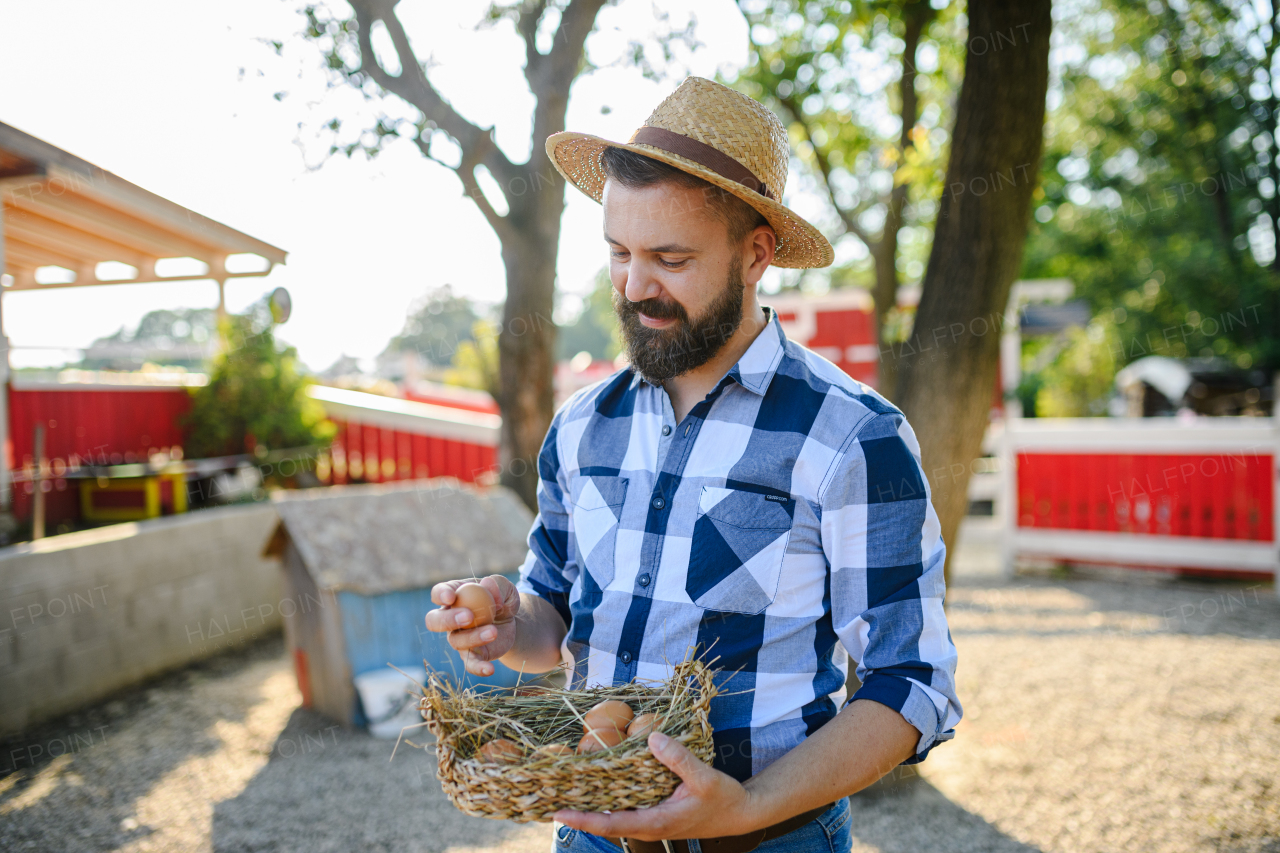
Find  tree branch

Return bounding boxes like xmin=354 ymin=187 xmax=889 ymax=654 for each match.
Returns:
xmin=778 ymin=94 xmax=875 ymax=248
xmin=544 ymin=0 xmax=607 ymax=84
xmin=529 ymin=0 xmax=609 ymax=147
xmin=352 ymin=0 xmax=519 ymax=187
xmin=414 ymin=135 xmax=513 ymax=242
xmin=518 ymin=0 xmax=551 ymax=87
xmin=877 ymin=2 xmax=934 ymax=298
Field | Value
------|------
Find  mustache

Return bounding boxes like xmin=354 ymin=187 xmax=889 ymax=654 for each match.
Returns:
xmin=614 ymin=293 xmax=688 ymax=323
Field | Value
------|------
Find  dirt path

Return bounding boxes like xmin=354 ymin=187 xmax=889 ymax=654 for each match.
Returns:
xmin=1 ymin=532 xmax=1276 ymax=852
xmin=915 ymin=573 xmax=1280 ymax=853
xmin=0 ymin=637 xmax=547 ymax=852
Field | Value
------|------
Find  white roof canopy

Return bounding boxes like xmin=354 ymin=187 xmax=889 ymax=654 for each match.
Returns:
xmin=0 ymin=121 xmax=286 ymax=291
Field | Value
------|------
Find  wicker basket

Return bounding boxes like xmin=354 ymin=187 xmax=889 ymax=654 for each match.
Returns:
xmin=419 ymin=659 xmax=718 ymax=822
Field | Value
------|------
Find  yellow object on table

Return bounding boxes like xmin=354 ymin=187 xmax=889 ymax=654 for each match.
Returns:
xmin=79 ymin=471 xmax=188 ymax=521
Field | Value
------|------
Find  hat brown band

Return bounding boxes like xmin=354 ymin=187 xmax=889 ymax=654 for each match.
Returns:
xmin=629 ymin=126 xmax=776 ymax=201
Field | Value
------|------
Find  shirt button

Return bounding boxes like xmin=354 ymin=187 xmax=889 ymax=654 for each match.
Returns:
xmin=639 ymin=573 xmax=651 ymax=587
xmin=621 ymin=651 xmax=632 ymax=664
xmin=651 ymin=496 xmax=665 ymax=510
xmin=662 ymin=425 xmax=672 ymax=436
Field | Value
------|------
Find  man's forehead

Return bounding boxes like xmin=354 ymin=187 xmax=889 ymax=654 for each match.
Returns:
xmin=602 ymin=179 xmax=725 ymax=246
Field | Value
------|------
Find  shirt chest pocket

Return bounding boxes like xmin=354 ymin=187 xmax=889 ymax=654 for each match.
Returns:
xmin=687 ymin=486 xmax=795 ymax=615
xmin=570 ymin=476 xmax=628 ymax=590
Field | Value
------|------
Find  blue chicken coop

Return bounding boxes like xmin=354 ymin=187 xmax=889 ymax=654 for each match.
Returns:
xmin=264 ymin=479 xmax=534 ymax=729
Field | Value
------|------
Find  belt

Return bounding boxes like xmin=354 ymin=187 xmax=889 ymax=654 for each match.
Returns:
xmin=603 ymin=802 xmax=832 ymax=853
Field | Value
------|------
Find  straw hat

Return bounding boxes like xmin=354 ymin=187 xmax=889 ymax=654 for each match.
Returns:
xmin=545 ymin=76 xmax=834 ymax=269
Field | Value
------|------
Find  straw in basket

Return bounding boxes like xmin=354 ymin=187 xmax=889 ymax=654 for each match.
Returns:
xmin=418 ymin=657 xmax=718 ymax=823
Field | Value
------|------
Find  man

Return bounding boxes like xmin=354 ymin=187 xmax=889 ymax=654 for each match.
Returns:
xmin=425 ymin=77 xmax=961 ymax=853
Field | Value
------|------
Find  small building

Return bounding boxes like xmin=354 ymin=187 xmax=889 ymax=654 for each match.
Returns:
xmin=264 ymin=478 xmax=533 ymax=728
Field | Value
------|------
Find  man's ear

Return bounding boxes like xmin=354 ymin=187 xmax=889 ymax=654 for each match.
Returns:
xmin=745 ymin=224 xmax=776 ymax=285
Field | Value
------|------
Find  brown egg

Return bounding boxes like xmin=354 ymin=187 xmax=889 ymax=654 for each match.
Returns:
xmin=582 ymin=700 xmax=634 ymax=733
xmin=626 ymin=712 xmax=660 ymax=739
xmin=477 ymin=738 xmax=524 ymax=764
xmin=577 ymin=727 xmax=623 ymax=754
xmin=452 ymin=583 xmax=496 ymax=628
xmin=532 ymin=743 xmax=575 ymax=759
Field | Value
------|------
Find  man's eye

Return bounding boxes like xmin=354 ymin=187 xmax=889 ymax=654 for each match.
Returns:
xmin=659 ymin=258 xmax=687 ymax=268
xmin=610 ymin=250 xmax=629 ymax=259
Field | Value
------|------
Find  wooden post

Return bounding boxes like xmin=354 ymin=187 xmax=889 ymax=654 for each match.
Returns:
xmin=32 ymin=423 xmax=45 ymax=540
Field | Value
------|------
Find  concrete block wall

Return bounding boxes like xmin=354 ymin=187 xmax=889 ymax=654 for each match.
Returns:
xmin=0 ymin=503 xmax=283 ymax=736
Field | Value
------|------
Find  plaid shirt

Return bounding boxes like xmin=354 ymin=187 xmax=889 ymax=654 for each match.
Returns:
xmin=517 ymin=309 xmax=961 ymax=781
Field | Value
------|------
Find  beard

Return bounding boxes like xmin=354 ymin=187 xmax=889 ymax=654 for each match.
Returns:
xmin=613 ymin=256 xmax=747 ymax=384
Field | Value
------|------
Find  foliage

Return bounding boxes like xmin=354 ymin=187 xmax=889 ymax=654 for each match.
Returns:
xmin=292 ymin=2 xmax=700 ymax=163
xmin=444 ymin=320 xmax=501 ymax=398
xmin=285 ymin=0 xmax=704 ymax=507
xmin=731 ymin=0 xmax=965 ymax=338
xmin=79 ymin=307 xmax=216 ymax=371
xmin=1021 ymin=0 xmax=1280 ymax=379
xmin=556 ymin=271 xmax=622 ymax=361
xmin=382 ymin=285 xmax=482 ymax=367
xmin=1034 ymin=318 xmax=1122 ymax=417
xmin=183 ymin=307 xmax=333 ymax=459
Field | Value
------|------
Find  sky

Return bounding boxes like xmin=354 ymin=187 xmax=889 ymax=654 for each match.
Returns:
xmin=0 ymin=0 xmax=754 ymax=372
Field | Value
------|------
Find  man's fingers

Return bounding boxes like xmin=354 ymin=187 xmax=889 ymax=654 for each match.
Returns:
xmin=447 ymin=624 xmax=499 ymax=652
xmin=555 ymin=810 xmax=616 ymax=838
xmin=479 ymin=576 xmax=503 ymax=601
xmin=555 ymin=805 xmax=678 ymax=841
xmin=424 ymin=606 xmax=469 ymax=633
xmin=430 ymin=583 xmax=460 ymax=607
xmin=461 ymin=651 xmax=497 ymax=677
xmin=424 ymin=605 xmax=480 ymax=632
xmin=482 ymin=575 xmax=519 ymax=620
xmin=649 ymin=733 xmax=711 ymax=787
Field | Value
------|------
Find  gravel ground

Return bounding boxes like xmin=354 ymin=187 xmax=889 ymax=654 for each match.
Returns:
xmin=1 ymin=521 xmax=1277 ymax=852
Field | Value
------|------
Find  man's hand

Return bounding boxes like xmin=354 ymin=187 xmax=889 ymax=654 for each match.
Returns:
xmin=553 ymin=733 xmax=759 ymax=841
xmin=555 ymin=699 xmax=920 ymax=842
xmin=424 ymin=575 xmax=520 ymax=677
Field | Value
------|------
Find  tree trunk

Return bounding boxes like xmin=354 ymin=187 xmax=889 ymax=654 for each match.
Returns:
xmin=892 ymin=0 xmax=1052 ymax=581
xmin=497 ymin=167 xmax=563 ymax=507
xmin=339 ymin=0 xmax=608 ymax=512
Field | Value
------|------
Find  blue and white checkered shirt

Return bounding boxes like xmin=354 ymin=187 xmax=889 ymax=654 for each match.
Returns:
xmin=517 ymin=309 xmax=961 ymax=781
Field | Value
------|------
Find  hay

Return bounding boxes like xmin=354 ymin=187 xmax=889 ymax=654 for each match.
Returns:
xmin=418 ymin=658 xmax=718 ymax=822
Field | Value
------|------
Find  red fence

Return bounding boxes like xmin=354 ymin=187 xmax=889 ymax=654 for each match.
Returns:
xmin=7 ymin=382 xmax=501 ymax=525
xmin=8 ymin=384 xmax=191 ymax=469
xmin=1002 ymin=419 xmax=1278 ymax=579
xmin=306 ymin=385 xmax=500 ymax=487
xmin=8 ymin=382 xmax=195 ymax=525
xmin=326 ymin=419 xmax=496 ymax=484
xmin=1017 ymin=452 xmax=1274 ymax=542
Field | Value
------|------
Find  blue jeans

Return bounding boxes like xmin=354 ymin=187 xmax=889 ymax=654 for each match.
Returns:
xmin=553 ymin=798 xmax=852 ymax=853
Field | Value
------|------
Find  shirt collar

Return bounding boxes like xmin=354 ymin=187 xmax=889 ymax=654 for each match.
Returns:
xmin=627 ymin=306 xmax=788 ymax=398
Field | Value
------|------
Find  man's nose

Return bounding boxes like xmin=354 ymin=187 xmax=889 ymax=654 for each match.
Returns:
xmin=623 ymin=260 xmax=664 ymax=303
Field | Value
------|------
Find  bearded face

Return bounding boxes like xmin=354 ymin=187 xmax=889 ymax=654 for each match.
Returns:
xmin=613 ymin=254 xmax=746 ymax=384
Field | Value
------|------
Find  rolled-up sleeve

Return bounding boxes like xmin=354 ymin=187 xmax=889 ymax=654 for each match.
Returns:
xmin=821 ymin=411 xmax=962 ymax=763
xmin=515 ymin=411 xmax=577 ymax=629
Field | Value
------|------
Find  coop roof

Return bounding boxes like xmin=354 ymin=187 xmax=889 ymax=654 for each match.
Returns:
xmin=267 ymin=480 xmax=533 ymax=595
